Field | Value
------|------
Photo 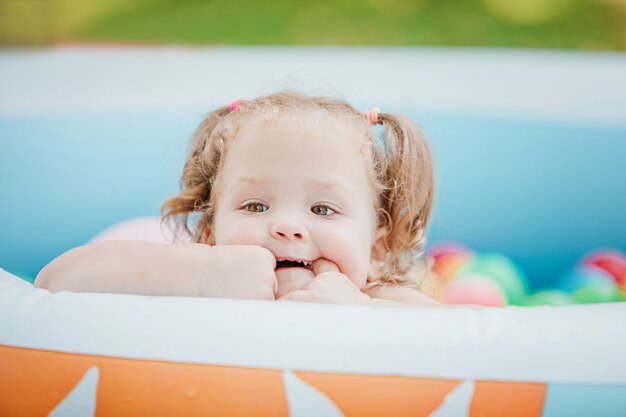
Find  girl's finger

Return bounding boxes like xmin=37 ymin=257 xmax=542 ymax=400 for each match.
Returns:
xmin=312 ymin=258 xmax=339 ymax=276
xmin=278 ymin=291 xmax=305 ymax=302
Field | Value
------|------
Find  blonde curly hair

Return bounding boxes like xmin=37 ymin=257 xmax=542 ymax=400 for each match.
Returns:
xmin=162 ymin=91 xmax=435 ymax=290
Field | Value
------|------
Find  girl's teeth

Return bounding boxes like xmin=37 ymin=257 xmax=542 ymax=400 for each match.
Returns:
xmin=277 ymin=258 xmax=310 ymax=266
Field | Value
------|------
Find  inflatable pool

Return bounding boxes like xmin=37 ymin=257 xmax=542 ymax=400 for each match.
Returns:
xmin=1 ymin=47 xmax=625 ymax=415
xmin=1 ymin=269 xmax=625 ymax=416
xmin=2 ymin=47 xmax=625 ymax=287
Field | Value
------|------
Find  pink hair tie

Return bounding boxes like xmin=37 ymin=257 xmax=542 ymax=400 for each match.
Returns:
xmin=228 ymin=99 xmax=247 ymax=113
xmin=364 ymin=107 xmax=381 ymax=125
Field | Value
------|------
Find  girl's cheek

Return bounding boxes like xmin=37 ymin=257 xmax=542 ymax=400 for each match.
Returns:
xmin=220 ymin=232 xmax=260 ymax=246
xmin=318 ymin=227 xmax=369 ymax=288
xmin=214 ymin=216 xmax=262 ymax=245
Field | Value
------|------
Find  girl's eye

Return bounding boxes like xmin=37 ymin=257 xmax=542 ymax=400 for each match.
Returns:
xmin=243 ymin=202 xmax=268 ymax=213
xmin=311 ymin=204 xmax=335 ymax=216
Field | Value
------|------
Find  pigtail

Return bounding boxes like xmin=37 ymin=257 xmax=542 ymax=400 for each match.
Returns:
xmin=161 ymin=106 xmax=230 ymax=242
xmin=375 ymin=113 xmax=435 ymax=285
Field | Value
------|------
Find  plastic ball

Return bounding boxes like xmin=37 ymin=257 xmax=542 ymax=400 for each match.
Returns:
xmin=433 ymin=252 xmax=473 ymax=283
xmin=581 ymin=250 xmax=626 ymax=288
xmin=559 ymin=265 xmax=615 ymax=294
xmin=90 ymin=217 xmax=187 ymax=244
xmin=440 ymin=275 xmax=506 ymax=307
xmin=429 ymin=243 xmax=473 ymax=285
xmin=456 ymin=253 xmax=528 ymax=306
xmin=524 ymin=290 xmax=573 ymax=306
xmin=572 ymin=282 xmax=623 ymax=304
xmin=429 ymin=243 xmax=471 ymax=262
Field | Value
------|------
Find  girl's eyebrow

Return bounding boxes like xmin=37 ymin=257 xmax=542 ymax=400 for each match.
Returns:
xmin=234 ymin=176 xmax=354 ymax=198
xmin=235 ymin=177 xmax=270 ymax=187
xmin=304 ymin=179 xmax=353 ymax=197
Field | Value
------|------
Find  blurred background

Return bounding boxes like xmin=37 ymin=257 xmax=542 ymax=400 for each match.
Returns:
xmin=1 ymin=0 xmax=625 ymax=305
xmin=1 ymin=0 xmax=625 ymax=49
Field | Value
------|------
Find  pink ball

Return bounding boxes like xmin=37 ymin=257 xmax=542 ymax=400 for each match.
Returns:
xmin=90 ymin=217 xmax=190 ymax=244
xmin=429 ymin=243 xmax=471 ymax=262
xmin=441 ymin=275 xmax=506 ymax=307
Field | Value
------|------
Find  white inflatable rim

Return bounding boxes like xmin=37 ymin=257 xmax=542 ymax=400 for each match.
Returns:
xmin=1 ymin=269 xmax=624 ymax=385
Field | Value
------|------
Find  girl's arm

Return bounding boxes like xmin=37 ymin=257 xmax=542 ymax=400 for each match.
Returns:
xmin=363 ymin=285 xmax=440 ymax=306
xmin=34 ymin=241 xmax=277 ymax=299
xmin=36 ymin=241 xmax=209 ymax=296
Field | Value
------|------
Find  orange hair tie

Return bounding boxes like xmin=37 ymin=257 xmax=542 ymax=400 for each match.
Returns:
xmin=364 ymin=107 xmax=381 ymax=125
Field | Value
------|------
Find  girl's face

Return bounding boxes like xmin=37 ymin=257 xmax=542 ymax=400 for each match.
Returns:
xmin=209 ymin=113 xmax=382 ymax=297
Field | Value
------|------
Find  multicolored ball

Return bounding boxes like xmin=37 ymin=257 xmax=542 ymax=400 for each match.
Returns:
xmin=524 ymin=290 xmax=573 ymax=306
xmin=440 ymin=274 xmax=506 ymax=307
xmin=456 ymin=253 xmax=528 ymax=306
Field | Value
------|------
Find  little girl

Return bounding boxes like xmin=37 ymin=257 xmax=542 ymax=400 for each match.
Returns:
xmin=35 ymin=91 xmax=437 ymax=306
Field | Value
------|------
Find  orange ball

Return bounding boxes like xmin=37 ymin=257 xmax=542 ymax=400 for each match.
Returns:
xmin=433 ymin=252 xmax=472 ymax=283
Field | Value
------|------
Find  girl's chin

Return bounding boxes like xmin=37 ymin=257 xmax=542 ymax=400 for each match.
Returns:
xmin=275 ymin=267 xmax=315 ymax=298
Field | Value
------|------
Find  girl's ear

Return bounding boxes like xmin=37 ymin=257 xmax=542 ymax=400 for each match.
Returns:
xmin=371 ymin=226 xmax=388 ymax=260
xmin=368 ymin=227 xmax=388 ymax=279
xmin=201 ymin=227 xmax=216 ymax=245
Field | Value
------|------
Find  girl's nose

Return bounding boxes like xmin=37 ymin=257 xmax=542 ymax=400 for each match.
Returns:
xmin=270 ymin=221 xmax=309 ymax=241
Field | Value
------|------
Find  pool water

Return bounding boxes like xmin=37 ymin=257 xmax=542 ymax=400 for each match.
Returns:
xmin=2 ymin=110 xmax=624 ymax=289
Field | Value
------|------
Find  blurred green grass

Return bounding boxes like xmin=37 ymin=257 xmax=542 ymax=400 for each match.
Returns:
xmin=2 ymin=0 xmax=625 ymax=49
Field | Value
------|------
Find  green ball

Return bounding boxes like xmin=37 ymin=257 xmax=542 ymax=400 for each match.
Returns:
xmin=457 ymin=253 xmax=529 ymax=305
xmin=524 ymin=290 xmax=573 ymax=306
xmin=573 ymin=283 xmax=622 ymax=304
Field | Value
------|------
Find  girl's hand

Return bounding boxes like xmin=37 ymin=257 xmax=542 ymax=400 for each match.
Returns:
xmin=278 ymin=259 xmax=370 ymax=305
xmin=200 ymin=245 xmax=278 ymax=301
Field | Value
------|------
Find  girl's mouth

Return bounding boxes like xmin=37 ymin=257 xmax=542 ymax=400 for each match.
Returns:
xmin=275 ymin=259 xmax=313 ymax=271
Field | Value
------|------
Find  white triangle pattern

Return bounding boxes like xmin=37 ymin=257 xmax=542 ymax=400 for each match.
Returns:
xmin=282 ymin=370 xmax=345 ymax=417
xmin=45 ymin=366 xmax=473 ymax=416
xmin=428 ymin=380 xmax=475 ymax=417
xmin=48 ymin=367 xmax=99 ymax=417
